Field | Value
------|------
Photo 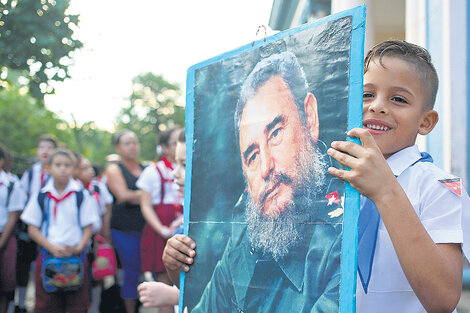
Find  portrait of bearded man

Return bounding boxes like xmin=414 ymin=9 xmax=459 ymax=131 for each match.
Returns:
xmin=190 ymin=51 xmax=344 ymax=313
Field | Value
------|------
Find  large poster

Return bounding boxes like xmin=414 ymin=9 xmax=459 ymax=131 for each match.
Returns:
xmin=181 ymin=6 xmax=365 ymax=313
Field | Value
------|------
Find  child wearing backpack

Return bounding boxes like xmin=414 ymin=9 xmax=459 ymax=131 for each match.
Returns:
xmin=14 ymin=134 xmax=57 ymax=313
xmin=77 ymin=157 xmax=113 ymax=313
xmin=0 ymin=145 xmax=26 ymax=313
xmin=21 ymin=149 xmax=100 ymax=313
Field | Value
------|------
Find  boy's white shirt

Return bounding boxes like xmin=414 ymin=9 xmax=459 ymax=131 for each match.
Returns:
xmin=19 ymin=162 xmax=44 ymax=197
xmin=136 ymin=160 xmax=180 ymax=205
xmin=20 ymin=178 xmax=100 ymax=246
xmin=0 ymin=170 xmax=26 ymax=232
xmin=356 ymin=145 xmax=469 ymax=313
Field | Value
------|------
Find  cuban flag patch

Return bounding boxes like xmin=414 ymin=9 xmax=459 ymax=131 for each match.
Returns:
xmin=325 ymin=191 xmax=340 ymax=206
xmin=438 ymin=178 xmax=462 ymax=196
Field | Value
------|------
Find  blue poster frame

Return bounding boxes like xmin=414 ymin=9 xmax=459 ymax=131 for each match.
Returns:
xmin=181 ymin=5 xmax=365 ymax=313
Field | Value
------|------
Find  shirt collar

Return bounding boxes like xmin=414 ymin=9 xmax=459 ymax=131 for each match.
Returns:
xmin=0 ymin=170 xmax=9 ymax=185
xmin=33 ymin=162 xmax=42 ymax=172
xmin=386 ymin=145 xmax=422 ymax=177
xmin=41 ymin=178 xmax=81 ymax=196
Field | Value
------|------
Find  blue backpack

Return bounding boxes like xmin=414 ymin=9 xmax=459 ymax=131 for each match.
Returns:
xmin=37 ymin=190 xmax=86 ymax=293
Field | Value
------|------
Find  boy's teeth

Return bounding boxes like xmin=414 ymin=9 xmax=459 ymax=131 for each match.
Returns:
xmin=366 ymin=124 xmax=390 ymax=131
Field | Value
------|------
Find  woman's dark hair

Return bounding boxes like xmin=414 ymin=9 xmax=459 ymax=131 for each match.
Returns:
xmin=159 ymin=128 xmax=178 ymax=147
xmin=112 ymin=129 xmax=134 ymax=147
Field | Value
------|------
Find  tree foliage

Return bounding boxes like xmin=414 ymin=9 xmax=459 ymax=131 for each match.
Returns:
xmin=0 ymin=84 xmax=113 ymax=175
xmin=116 ymin=73 xmax=184 ymax=161
xmin=0 ymin=84 xmax=71 ymax=173
xmin=0 ymin=0 xmax=83 ymax=101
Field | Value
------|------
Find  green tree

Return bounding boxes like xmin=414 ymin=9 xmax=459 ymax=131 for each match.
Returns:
xmin=0 ymin=84 xmax=72 ymax=173
xmin=116 ymin=73 xmax=184 ymax=161
xmin=68 ymin=116 xmax=114 ymax=165
xmin=0 ymin=0 xmax=83 ymax=101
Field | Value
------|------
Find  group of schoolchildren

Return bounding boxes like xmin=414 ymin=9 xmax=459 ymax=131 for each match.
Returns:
xmin=0 ymin=136 xmax=113 ymax=313
xmin=1 ymin=39 xmax=470 ymax=313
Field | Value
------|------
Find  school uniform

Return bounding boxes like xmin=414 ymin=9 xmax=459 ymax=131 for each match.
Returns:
xmin=78 ymin=179 xmax=113 ymax=232
xmin=20 ymin=162 xmax=49 ymax=197
xmin=136 ymin=158 xmax=181 ymax=273
xmin=21 ymin=178 xmax=100 ymax=313
xmin=15 ymin=162 xmax=50 ymax=292
xmin=86 ymin=179 xmax=113 ymax=216
xmin=0 ymin=171 xmax=26 ymax=292
xmin=356 ymin=145 xmax=470 ymax=313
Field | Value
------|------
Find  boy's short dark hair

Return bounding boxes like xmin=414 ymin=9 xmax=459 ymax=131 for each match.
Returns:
xmin=48 ymin=148 xmax=75 ymax=165
xmin=38 ymin=134 xmax=58 ymax=148
xmin=178 ymin=128 xmax=185 ymax=143
xmin=364 ymin=40 xmax=438 ymax=110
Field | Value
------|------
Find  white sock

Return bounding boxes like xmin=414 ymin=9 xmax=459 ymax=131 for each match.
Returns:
xmin=88 ymin=286 xmax=102 ymax=313
xmin=6 ymin=301 xmax=15 ymax=313
xmin=17 ymin=287 xmax=27 ymax=309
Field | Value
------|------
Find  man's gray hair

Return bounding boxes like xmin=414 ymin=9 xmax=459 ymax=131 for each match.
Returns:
xmin=234 ymin=51 xmax=309 ymax=142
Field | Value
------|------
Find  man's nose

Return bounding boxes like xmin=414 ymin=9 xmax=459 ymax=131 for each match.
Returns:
xmin=260 ymin=146 xmax=274 ymax=181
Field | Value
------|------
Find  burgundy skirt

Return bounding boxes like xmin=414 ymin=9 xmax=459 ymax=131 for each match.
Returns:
xmin=140 ymin=204 xmax=176 ymax=273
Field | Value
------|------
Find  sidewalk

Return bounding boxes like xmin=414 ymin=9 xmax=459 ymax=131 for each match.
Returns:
xmin=21 ymin=271 xmax=470 ymax=313
xmin=22 ymin=272 xmax=163 ymax=313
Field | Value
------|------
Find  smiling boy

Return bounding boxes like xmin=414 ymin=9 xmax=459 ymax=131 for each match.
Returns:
xmin=328 ymin=41 xmax=469 ymax=313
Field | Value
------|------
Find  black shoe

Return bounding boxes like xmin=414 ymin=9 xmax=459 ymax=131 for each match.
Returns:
xmin=14 ymin=306 xmax=27 ymax=313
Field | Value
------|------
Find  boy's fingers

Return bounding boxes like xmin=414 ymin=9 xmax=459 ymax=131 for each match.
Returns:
xmin=330 ymin=140 xmax=363 ymax=158
xmin=348 ymin=128 xmax=376 ymax=148
xmin=169 ymin=237 xmax=196 ymax=257
xmin=328 ymin=167 xmax=351 ymax=182
xmin=175 ymin=234 xmax=196 ymax=250
xmin=167 ymin=246 xmax=194 ymax=265
xmin=327 ymin=148 xmax=358 ymax=168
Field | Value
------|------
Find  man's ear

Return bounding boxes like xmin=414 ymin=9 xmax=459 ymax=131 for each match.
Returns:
xmin=418 ymin=110 xmax=439 ymax=135
xmin=304 ymin=92 xmax=320 ymax=143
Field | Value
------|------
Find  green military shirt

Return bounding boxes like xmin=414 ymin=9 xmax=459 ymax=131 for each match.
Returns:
xmin=191 ymin=178 xmax=343 ymax=313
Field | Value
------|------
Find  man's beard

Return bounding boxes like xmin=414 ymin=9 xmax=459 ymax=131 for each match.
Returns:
xmin=245 ymin=140 xmax=327 ymax=261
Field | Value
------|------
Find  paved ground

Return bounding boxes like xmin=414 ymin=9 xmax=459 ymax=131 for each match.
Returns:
xmin=19 ymin=273 xmax=470 ymax=313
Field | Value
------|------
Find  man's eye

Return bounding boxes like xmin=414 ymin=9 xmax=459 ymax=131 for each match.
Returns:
xmin=272 ymin=128 xmax=281 ymax=138
xmin=247 ymin=152 xmax=258 ymax=166
xmin=363 ymin=92 xmax=374 ymax=99
xmin=391 ymin=96 xmax=408 ymax=103
xmin=269 ymin=127 xmax=283 ymax=143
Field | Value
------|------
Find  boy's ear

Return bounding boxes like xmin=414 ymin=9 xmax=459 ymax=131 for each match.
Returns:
xmin=43 ymin=164 xmax=50 ymax=174
xmin=418 ymin=110 xmax=439 ymax=135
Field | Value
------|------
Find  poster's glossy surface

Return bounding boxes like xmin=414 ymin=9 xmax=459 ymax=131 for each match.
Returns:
xmin=181 ymin=6 xmax=365 ymax=313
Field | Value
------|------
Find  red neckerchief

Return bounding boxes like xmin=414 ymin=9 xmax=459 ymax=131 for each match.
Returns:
xmin=86 ymin=181 xmax=100 ymax=203
xmin=47 ymin=191 xmax=74 ymax=219
xmin=160 ymin=157 xmax=174 ymax=171
xmin=40 ymin=170 xmax=47 ymax=187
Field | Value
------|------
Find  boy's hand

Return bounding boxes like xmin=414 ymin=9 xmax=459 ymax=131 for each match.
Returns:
xmin=49 ymin=244 xmax=72 ymax=257
xmin=138 ymin=281 xmax=179 ymax=307
xmin=327 ymin=128 xmax=397 ymax=202
xmin=70 ymin=244 xmax=84 ymax=255
xmin=163 ymin=235 xmax=196 ymax=273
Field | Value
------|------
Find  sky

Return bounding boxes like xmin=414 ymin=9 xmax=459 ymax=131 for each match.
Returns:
xmin=45 ymin=0 xmax=275 ymax=130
